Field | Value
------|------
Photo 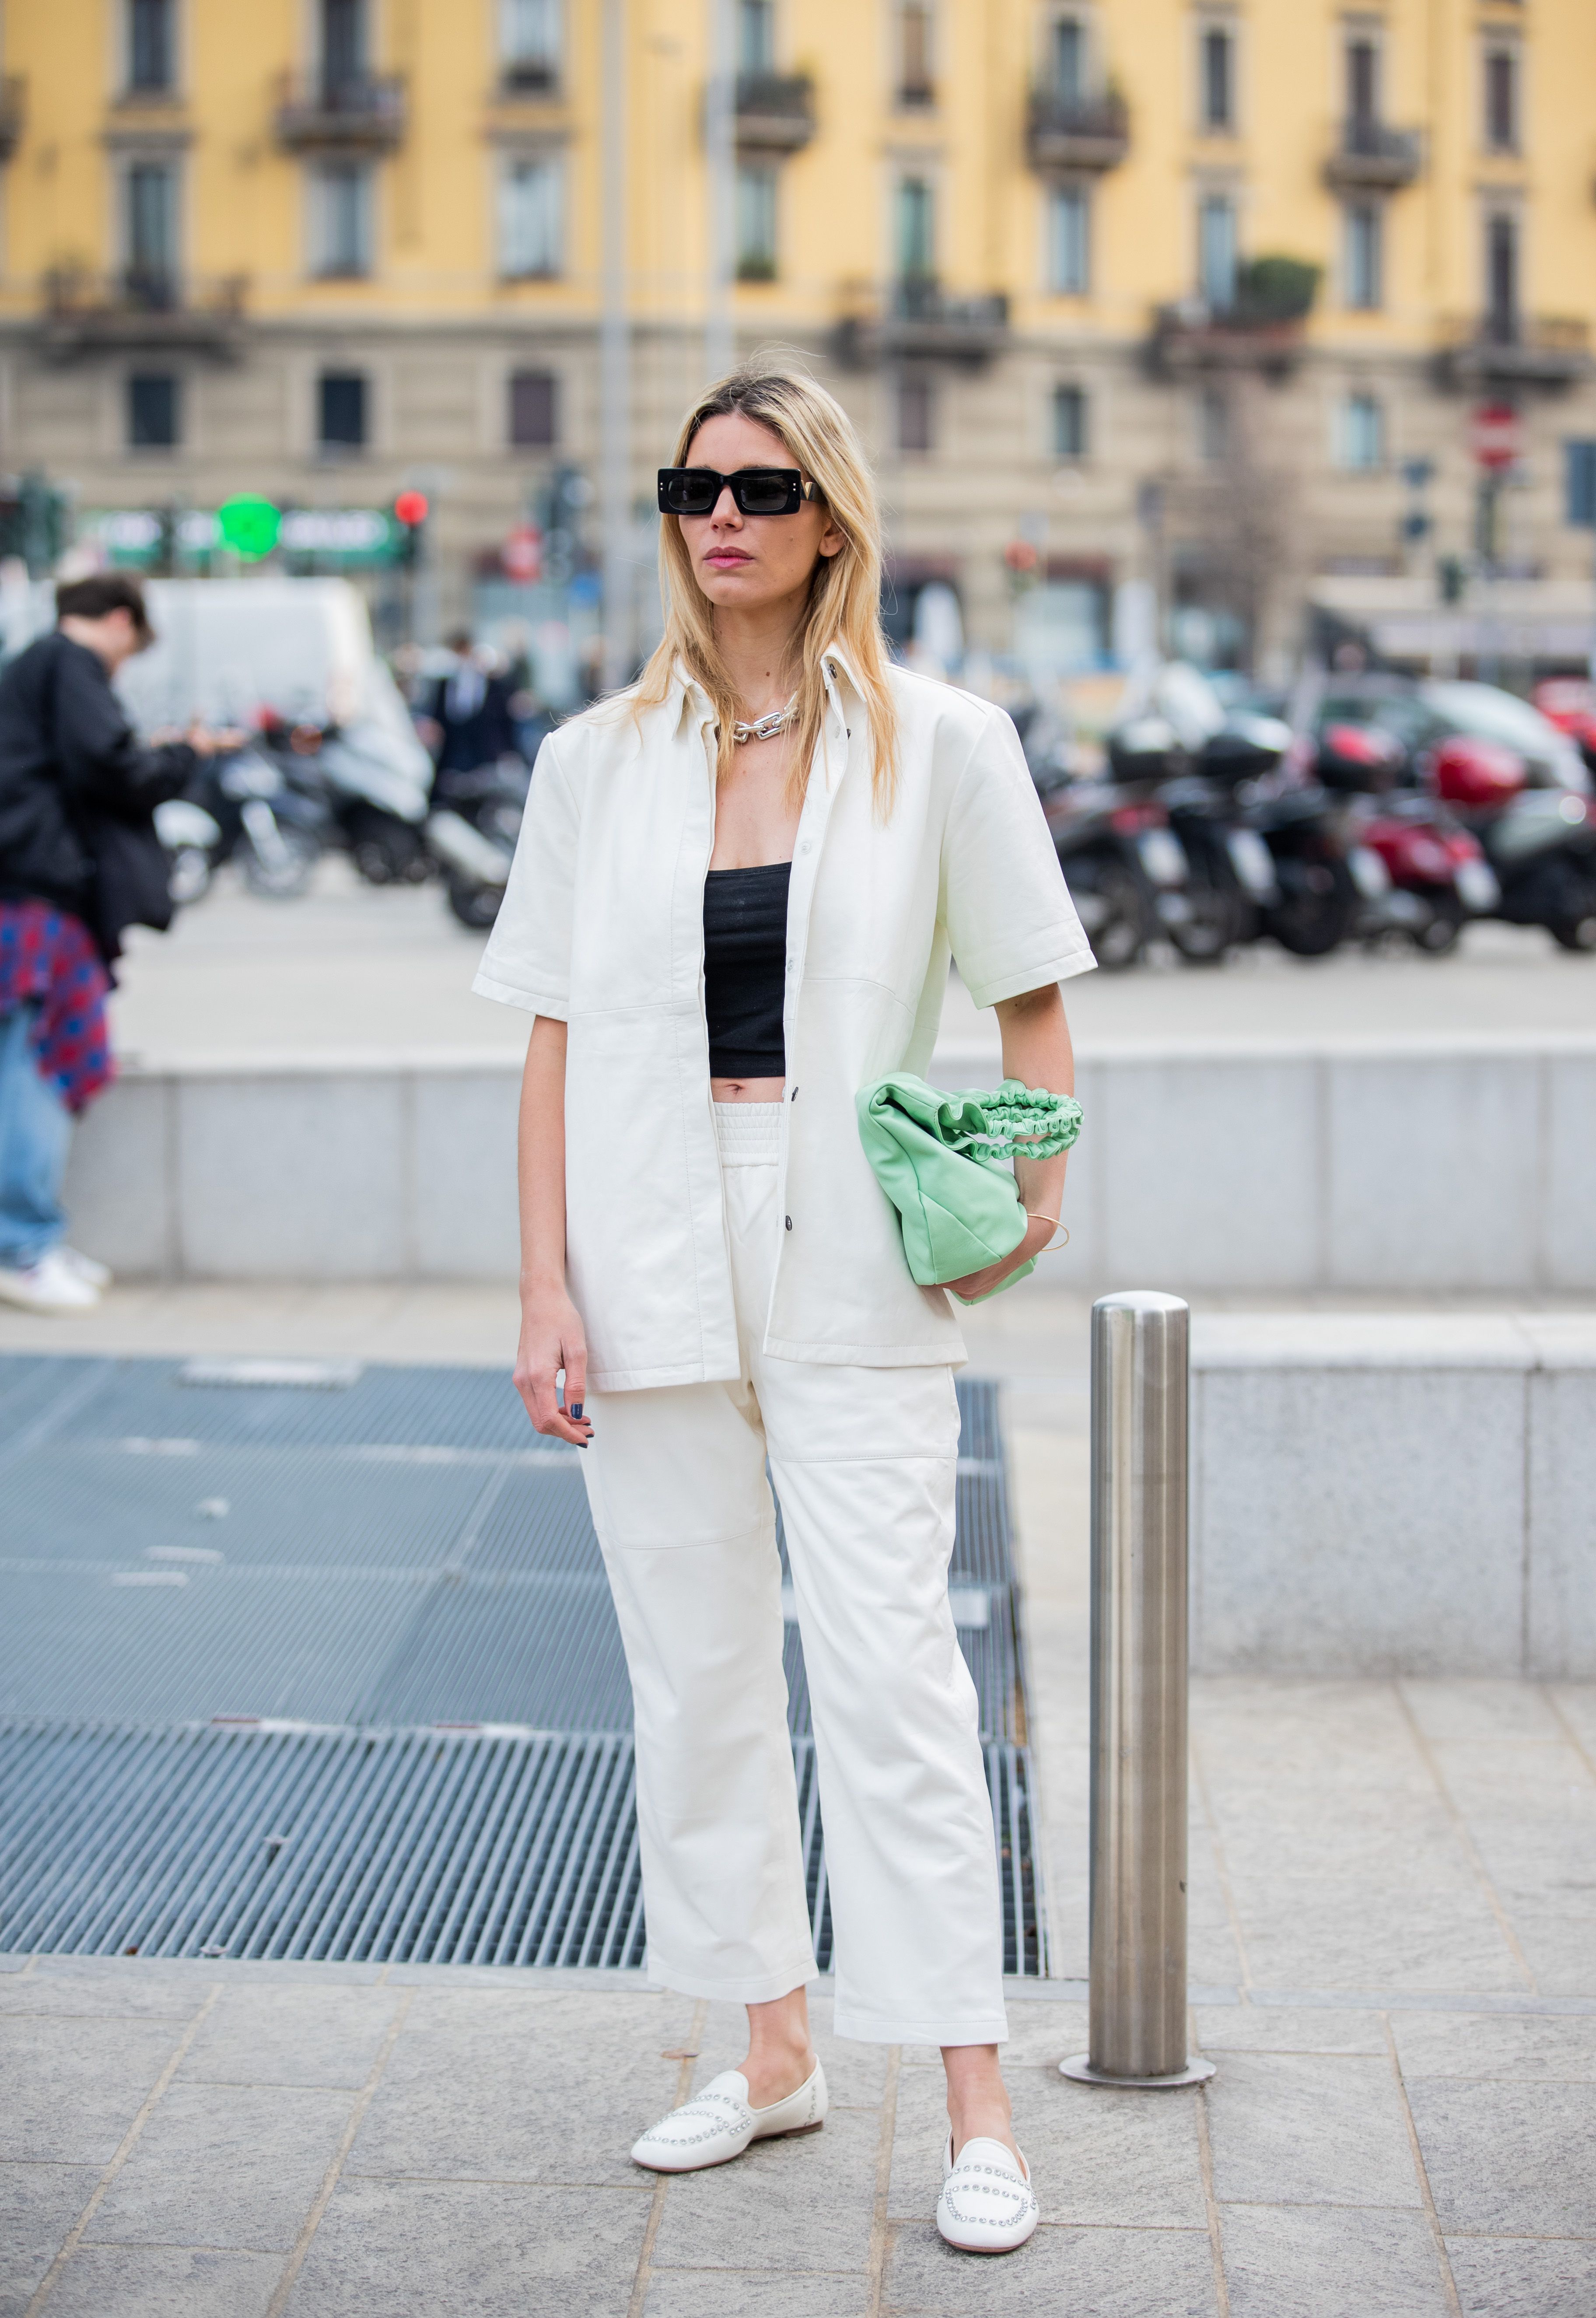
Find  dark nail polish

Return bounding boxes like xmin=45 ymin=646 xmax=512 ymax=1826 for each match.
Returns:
xmin=570 ymin=1402 xmax=583 ymax=1419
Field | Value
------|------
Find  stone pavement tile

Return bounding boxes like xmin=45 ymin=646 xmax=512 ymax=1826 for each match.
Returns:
xmin=1194 ymin=2006 xmax=1387 ymax=2056
xmin=1226 ymin=1879 xmax=1526 ymax=1996
xmin=283 ymin=2175 xmax=649 ymax=2318
xmin=649 ymin=2103 xmax=877 ymax=2274
xmin=645 ymin=2269 xmax=871 ymax=2316
xmin=1406 ymin=2079 xmax=1596 ymax=2236
xmin=1551 ymin=1687 xmax=1596 ymax=1762
xmin=178 ymin=1984 xmax=404 ymax=2090
xmin=1446 ymin=2233 xmax=1596 ymax=2318
xmin=882 ymin=2220 xmax=1218 ymax=2316
xmin=1205 ymin=2054 xmax=1421 ymax=2209
xmin=0 ymin=1964 xmax=200 ymax=2019
xmin=346 ymin=1985 xmax=696 ymax=2186
xmin=1400 ymin=1681 xmax=1567 ymax=1746
xmin=1494 ymin=1911 xmax=1596 ymax=1999
xmin=0 ymin=2016 xmax=186 ymax=2166
xmin=1393 ymin=2010 xmax=1596 ymax=2080
xmin=1220 ymin=2204 xmax=1450 ymax=2318
xmin=0 ymin=2162 xmax=99 ymax=2318
xmin=889 ymin=2056 xmax=1206 ymax=2230
xmin=44 ymin=2246 xmax=281 ymax=2318
xmin=84 ymin=2083 xmax=353 ymax=2251
xmin=0 ymin=1955 xmax=31 ymax=1973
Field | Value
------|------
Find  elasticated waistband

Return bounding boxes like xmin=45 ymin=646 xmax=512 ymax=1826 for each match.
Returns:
xmin=713 ymin=1100 xmax=784 ymax=1166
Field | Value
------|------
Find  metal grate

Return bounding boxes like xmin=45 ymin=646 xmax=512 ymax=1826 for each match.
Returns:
xmin=0 ymin=1360 xmax=1044 ymax=1975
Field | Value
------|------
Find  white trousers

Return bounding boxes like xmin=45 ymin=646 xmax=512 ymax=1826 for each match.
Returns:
xmin=581 ymin=1100 xmax=1008 ymax=2046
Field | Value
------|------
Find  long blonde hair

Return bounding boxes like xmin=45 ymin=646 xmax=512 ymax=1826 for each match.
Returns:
xmin=632 ymin=356 xmax=900 ymax=811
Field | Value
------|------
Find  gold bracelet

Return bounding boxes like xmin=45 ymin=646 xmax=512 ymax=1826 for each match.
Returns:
xmin=1026 ymin=1212 xmax=1070 ymax=1254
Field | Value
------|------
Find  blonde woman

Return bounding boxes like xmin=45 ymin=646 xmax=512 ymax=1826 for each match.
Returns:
xmin=475 ymin=361 xmax=1092 ymax=2254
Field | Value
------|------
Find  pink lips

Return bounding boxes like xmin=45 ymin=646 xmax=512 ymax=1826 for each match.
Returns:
xmin=705 ymin=550 xmax=752 ymax=567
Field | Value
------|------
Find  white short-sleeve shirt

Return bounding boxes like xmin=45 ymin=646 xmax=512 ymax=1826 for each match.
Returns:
xmin=474 ymin=651 xmax=1095 ymax=1390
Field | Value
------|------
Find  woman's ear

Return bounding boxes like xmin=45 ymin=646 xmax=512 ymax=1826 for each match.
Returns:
xmin=817 ymin=520 xmax=846 ymax=560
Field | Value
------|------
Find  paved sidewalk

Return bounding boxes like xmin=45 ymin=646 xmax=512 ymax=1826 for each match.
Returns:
xmin=2 ymin=1286 xmax=1593 ymax=2314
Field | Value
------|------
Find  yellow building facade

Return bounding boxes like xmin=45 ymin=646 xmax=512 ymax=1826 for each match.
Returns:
xmin=1 ymin=0 xmax=1594 ymax=678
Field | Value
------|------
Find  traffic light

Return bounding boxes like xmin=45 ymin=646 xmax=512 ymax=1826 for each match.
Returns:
xmin=393 ymin=490 xmax=429 ymax=567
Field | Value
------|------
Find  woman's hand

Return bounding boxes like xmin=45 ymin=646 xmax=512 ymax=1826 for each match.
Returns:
xmin=943 ymin=1210 xmax=1058 ymax=1306
xmin=514 ymin=1286 xmax=595 ymax=1446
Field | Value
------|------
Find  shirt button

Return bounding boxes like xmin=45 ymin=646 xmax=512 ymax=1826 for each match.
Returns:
xmin=799 ymin=840 xmax=812 ymax=855
xmin=784 ymin=1215 xmax=793 ymax=1231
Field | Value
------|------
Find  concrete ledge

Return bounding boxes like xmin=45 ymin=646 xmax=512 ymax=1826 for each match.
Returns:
xmin=1192 ymin=1311 xmax=1596 ymax=1679
xmin=65 ymin=1036 xmax=1596 ymax=1294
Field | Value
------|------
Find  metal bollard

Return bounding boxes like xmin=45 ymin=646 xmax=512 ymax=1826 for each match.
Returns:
xmin=1060 ymin=1292 xmax=1215 ymax=2089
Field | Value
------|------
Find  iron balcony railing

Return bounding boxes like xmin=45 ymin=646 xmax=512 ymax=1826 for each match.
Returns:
xmin=0 ymin=75 xmax=24 ymax=163
xmin=735 ymin=70 xmax=816 ymax=151
xmin=1438 ymin=312 xmax=1592 ymax=387
xmin=1026 ymin=87 xmax=1130 ymax=173
xmin=1323 ymin=116 xmax=1423 ymax=190
xmin=38 ymin=270 xmax=248 ymax=357
xmin=833 ymin=280 xmax=1010 ymax=367
xmin=274 ymin=70 xmax=407 ymax=151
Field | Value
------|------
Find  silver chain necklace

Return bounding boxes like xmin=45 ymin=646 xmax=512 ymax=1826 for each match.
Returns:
xmin=730 ymin=694 xmax=797 ymax=746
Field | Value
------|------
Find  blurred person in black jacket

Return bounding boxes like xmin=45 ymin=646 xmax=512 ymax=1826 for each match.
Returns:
xmin=415 ymin=629 xmax=522 ymax=802
xmin=0 ymin=572 xmax=230 ymax=1313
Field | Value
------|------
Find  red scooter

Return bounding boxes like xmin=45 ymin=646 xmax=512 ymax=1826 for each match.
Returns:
xmin=1427 ymin=735 xmax=1596 ymax=953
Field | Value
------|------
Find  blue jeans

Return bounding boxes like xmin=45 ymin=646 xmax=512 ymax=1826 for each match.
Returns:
xmin=0 ymin=1007 xmax=70 ymax=1268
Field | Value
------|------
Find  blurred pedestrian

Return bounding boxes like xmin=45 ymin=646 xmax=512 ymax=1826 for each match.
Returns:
xmin=480 ymin=363 xmax=1092 ymax=2254
xmin=415 ymin=629 xmax=520 ymax=802
xmin=0 ymin=573 xmax=229 ymax=1313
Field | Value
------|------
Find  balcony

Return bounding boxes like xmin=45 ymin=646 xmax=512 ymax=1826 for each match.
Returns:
xmin=1323 ymin=118 xmax=1423 ymax=192
xmin=833 ymin=280 xmax=1010 ymax=368
xmin=37 ymin=270 xmax=247 ymax=360
xmin=497 ymin=58 xmax=560 ymax=100
xmin=1438 ymin=314 xmax=1592 ymax=390
xmin=0 ymin=76 xmax=24 ymax=163
xmin=274 ymin=71 xmax=406 ymax=153
xmin=735 ymin=71 xmax=815 ymax=153
xmin=1148 ymin=299 xmax=1308 ymax=380
xmin=1026 ymin=88 xmax=1129 ymax=174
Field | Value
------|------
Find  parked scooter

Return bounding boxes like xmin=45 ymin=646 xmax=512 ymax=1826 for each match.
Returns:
xmin=1041 ymin=771 xmax=1193 ymax=969
xmin=1428 ymin=735 xmax=1596 ymax=952
xmin=425 ymin=759 xmax=530 ymax=929
xmin=1351 ymin=794 xmax=1499 ymax=955
xmin=177 ymin=743 xmax=329 ymax=899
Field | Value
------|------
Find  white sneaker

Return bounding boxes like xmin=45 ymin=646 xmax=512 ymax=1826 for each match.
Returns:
xmin=936 ymin=2132 xmax=1040 ymax=2254
xmin=630 ymin=2060 xmax=827 ymax=2173
xmin=60 ymin=1246 xmax=113 ymax=1291
xmin=0 ymin=1247 xmax=102 ymax=1313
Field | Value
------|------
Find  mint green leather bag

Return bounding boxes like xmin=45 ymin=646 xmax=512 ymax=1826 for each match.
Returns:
xmin=857 ymin=1075 xmax=1083 ymax=1304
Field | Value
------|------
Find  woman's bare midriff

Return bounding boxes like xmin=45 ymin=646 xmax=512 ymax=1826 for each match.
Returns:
xmin=711 ymin=1076 xmax=787 ymax=1103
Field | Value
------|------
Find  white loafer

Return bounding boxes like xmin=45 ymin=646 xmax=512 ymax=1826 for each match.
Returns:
xmin=630 ymin=2060 xmax=828 ymax=2173
xmin=936 ymin=2131 xmax=1040 ymax=2254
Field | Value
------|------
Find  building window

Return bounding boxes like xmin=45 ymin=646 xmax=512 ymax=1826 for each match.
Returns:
xmin=322 ymin=0 xmax=366 ymax=93
xmin=736 ymin=164 xmax=778 ymax=280
xmin=1484 ymin=45 xmax=1518 ymax=152
xmin=1198 ymin=192 xmax=1236 ymax=309
xmin=1486 ymin=211 xmax=1518 ymax=342
xmin=898 ymin=0 xmax=934 ymax=107
xmin=502 ymin=0 xmax=560 ymax=93
xmin=898 ymin=373 xmax=934 ymax=455
xmin=127 ymin=371 xmax=179 ymax=449
xmin=509 ymin=368 xmax=558 ymax=448
xmin=1053 ymin=382 xmax=1087 ymax=460
xmin=739 ymin=0 xmax=775 ymax=73
xmin=1200 ymin=23 xmax=1234 ymax=131
xmin=1565 ymin=442 xmax=1596 ymax=529
xmin=896 ymin=176 xmax=934 ymax=284
xmin=500 ymin=155 xmax=562 ymax=278
xmin=1345 ymin=35 xmax=1377 ymax=130
xmin=318 ymin=371 xmax=368 ymax=452
xmin=1052 ymin=15 xmax=1085 ymax=104
xmin=124 ymin=161 xmax=177 ymax=301
xmin=311 ymin=163 xmax=372 ymax=277
xmin=1197 ymin=384 xmax=1228 ymax=463
xmin=128 ymin=0 xmax=174 ymax=93
xmin=1048 ymin=184 xmax=1089 ymax=294
xmin=1344 ymin=203 xmax=1382 ymax=310
xmin=1340 ymin=392 xmax=1384 ymax=470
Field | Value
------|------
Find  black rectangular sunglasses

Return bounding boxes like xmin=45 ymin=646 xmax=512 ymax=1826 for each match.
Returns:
xmin=657 ymin=466 xmax=821 ymax=517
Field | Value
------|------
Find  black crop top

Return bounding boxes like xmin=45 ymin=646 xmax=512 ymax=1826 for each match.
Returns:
xmin=704 ymin=862 xmax=791 ymax=1078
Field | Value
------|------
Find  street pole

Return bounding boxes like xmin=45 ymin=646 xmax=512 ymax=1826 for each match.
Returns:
xmin=599 ymin=0 xmax=632 ymax=691
xmin=1061 ymin=1292 xmax=1215 ymax=2090
xmin=704 ymin=0 xmax=736 ymax=382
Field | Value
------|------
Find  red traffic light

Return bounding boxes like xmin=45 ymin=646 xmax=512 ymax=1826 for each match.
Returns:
xmin=393 ymin=489 xmax=429 ymax=526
